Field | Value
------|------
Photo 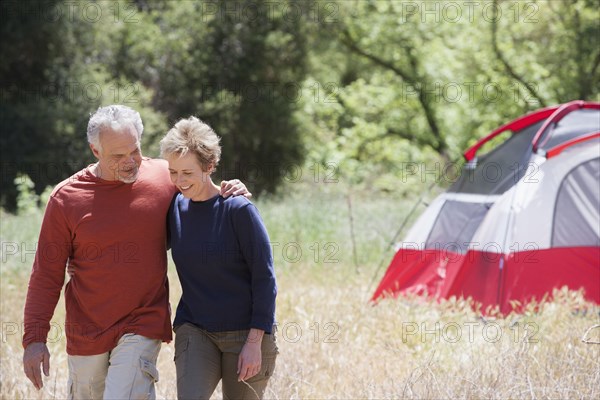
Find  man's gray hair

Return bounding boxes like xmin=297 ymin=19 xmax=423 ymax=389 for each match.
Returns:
xmin=87 ymin=105 xmax=144 ymax=152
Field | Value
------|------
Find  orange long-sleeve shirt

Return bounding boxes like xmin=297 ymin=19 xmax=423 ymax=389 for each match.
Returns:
xmin=23 ymin=158 xmax=177 ymax=355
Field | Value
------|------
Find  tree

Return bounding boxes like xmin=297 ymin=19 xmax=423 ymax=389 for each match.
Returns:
xmin=297 ymin=0 xmax=599 ymax=193
xmin=491 ymin=0 xmax=599 ymax=104
xmin=148 ymin=0 xmax=309 ymax=195
xmin=0 ymin=0 xmax=90 ymax=211
xmin=0 ymin=0 xmax=166 ymax=211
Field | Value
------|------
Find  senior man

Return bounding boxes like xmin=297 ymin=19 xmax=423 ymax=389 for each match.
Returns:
xmin=22 ymin=105 xmax=249 ymax=399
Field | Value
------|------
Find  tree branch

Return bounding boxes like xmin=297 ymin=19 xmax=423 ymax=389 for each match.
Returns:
xmin=404 ymin=48 xmax=446 ymax=157
xmin=338 ymin=27 xmax=449 ymax=159
xmin=491 ymin=0 xmax=548 ymax=107
xmin=339 ymin=28 xmax=415 ymax=85
xmin=590 ymin=51 xmax=600 ymax=85
xmin=356 ymin=128 xmax=437 ymax=159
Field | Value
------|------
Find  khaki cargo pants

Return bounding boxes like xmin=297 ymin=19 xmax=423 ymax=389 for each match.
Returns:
xmin=67 ymin=333 xmax=161 ymax=400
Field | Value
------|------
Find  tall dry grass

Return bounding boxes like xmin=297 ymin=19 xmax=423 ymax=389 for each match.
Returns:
xmin=1 ymin=189 xmax=599 ymax=399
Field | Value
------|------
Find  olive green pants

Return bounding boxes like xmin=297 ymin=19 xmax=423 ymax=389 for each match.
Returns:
xmin=174 ymin=323 xmax=278 ymax=400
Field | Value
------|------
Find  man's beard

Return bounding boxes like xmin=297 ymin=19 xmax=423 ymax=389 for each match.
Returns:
xmin=117 ymin=167 xmax=139 ymax=183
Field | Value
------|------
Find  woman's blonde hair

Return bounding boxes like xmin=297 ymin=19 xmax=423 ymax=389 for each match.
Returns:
xmin=160 ymin=116 xmax=221 ymax=172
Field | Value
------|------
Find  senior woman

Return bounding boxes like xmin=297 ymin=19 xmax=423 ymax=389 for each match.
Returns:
xmin=160 ymin=116 xmax=278 ymax=399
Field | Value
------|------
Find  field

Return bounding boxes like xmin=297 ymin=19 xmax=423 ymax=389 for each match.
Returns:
xmin=1 ymin=185 xmax=599 ymax=399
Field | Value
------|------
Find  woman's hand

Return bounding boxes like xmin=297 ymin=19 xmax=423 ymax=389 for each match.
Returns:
xmin=237 ymin=329 xmax=264 ymax=381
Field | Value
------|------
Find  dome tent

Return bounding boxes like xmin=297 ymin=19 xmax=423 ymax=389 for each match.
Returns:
xmin=372 ymin=101 xmax=600 ymax=313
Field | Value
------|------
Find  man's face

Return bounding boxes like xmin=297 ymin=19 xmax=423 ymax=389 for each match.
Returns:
xmin=90 ymin=125 xmax=143 ymax=183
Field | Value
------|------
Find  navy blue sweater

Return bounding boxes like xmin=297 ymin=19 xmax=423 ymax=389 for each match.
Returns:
xmin=168 ymin=193 xmax=276 ymax=333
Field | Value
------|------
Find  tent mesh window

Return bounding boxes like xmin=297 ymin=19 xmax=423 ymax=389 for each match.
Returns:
xmin=540 ymin=109 xmax=600 ymax=150
xmin=425 ymin=200 xmax=493 ymax=253
xmin=449 ymin=121 xmax=542 ymax=195
xmin=552 ymin=158 xmax=600 ymax=247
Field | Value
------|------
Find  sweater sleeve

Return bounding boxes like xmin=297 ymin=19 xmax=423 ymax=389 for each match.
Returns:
xmin=233 ymin=203 xmax=277 ymax=333
xmin=22 ymin=195 xmax=71 ymax=348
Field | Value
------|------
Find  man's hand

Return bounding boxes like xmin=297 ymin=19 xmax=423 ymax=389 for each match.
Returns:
xmin=237 ymin=329 xmax=264 ymax=381
xmin=23 ymin=342 xmax=50 ymax=390
xmin=220 ymin=179 xmax=252 ymax=199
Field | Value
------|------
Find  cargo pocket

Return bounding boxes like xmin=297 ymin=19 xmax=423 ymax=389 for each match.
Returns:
xmin=67 ymin=372 xmax=105 ymax=400
xmin=67 ymin=378 xmax=74 ymax=400
xmin=262 ymin=330 xmax=279 ymax=357
xmin=140 ymin=357 xmax=159 ymax=383
xmin=174 ymin=336 xmax=190 ymax=381
xmin=131 ymin=357 xmax=159 ymax=400
xmin=246 ymin=354 xmax=277 ymax=386
xmin=262 ymin=356 xmax=277 ymax=378
xmin=261 ymin=331 xmax=278 ymax=379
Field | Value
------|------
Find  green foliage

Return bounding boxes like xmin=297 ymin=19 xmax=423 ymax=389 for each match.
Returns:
xmin=0 ymin=0 xmax=167 ymax=211
xmin=1 ymin=0 xmax=598 ymax=209
xmin=145 ymin=0 xmax=309 ymax=195
xmin=298 ymin=0 xmax=599 ymax=194
xmin=14 ymin=174 xmax=39 ymax=215
xmin=11 ymin=173 xmax=52 ymax=216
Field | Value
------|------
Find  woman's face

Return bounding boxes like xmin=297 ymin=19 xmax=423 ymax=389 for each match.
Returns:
xmin=167 ymin=152 xmax=213 ymax=200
